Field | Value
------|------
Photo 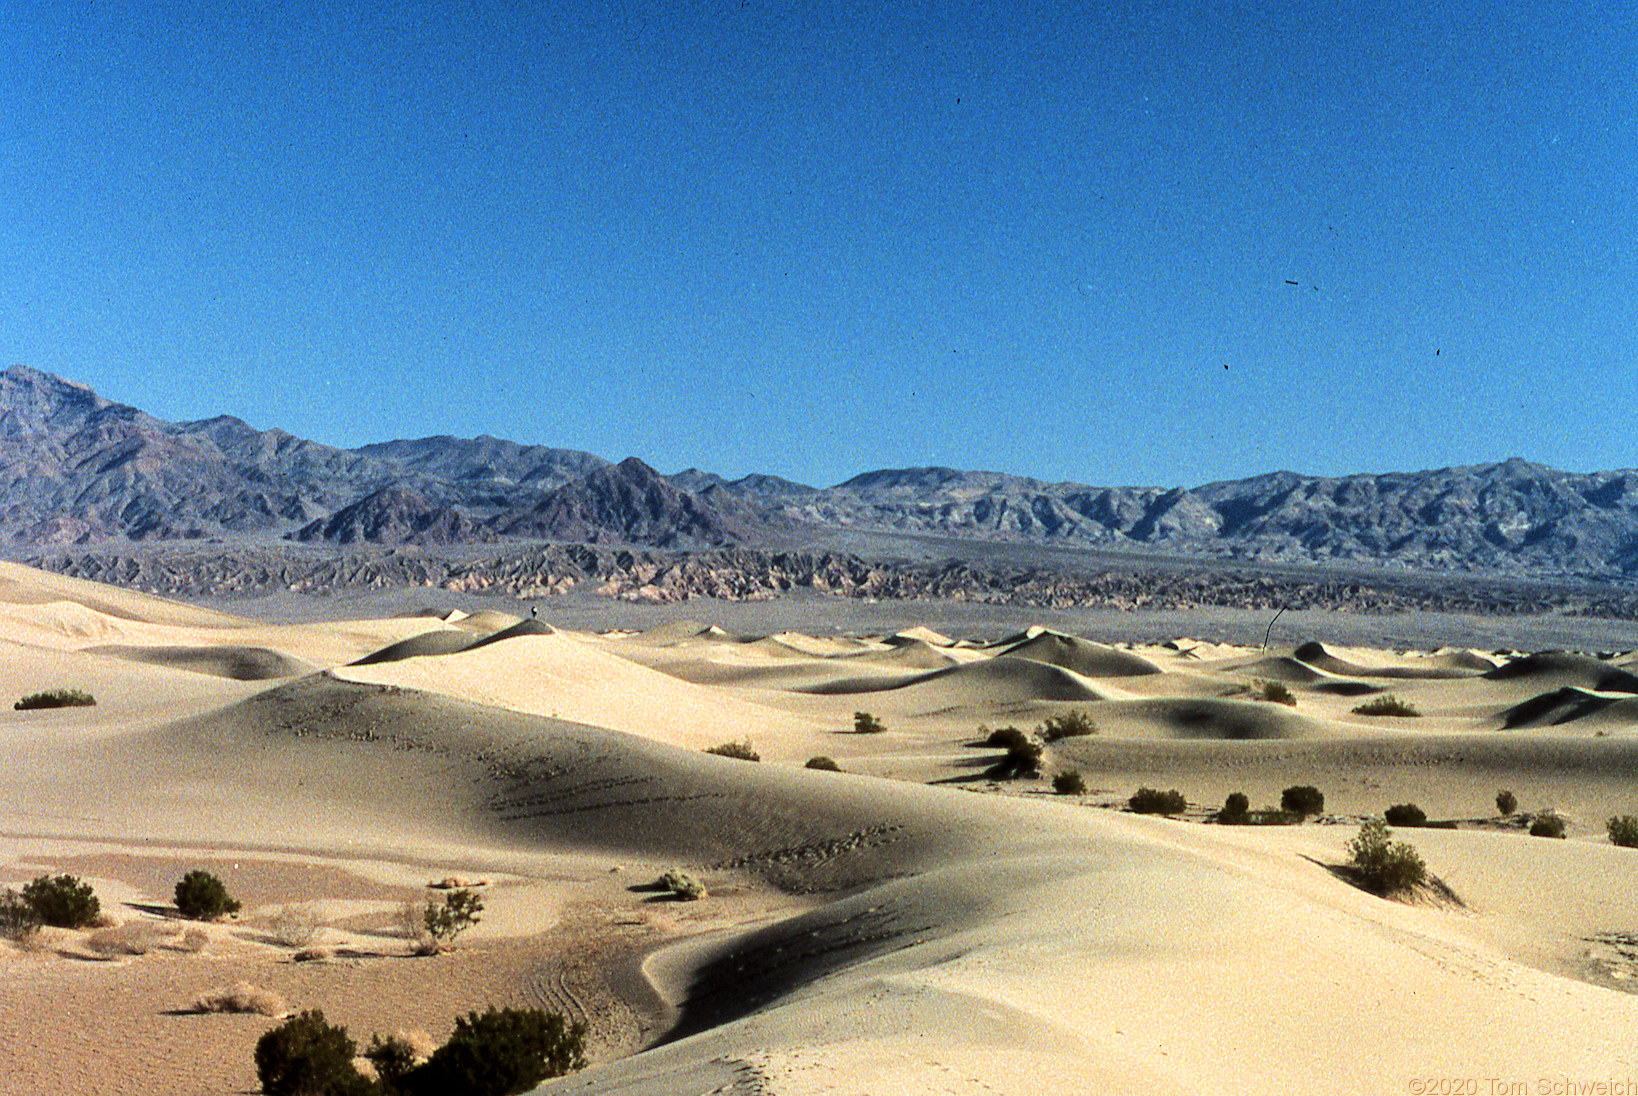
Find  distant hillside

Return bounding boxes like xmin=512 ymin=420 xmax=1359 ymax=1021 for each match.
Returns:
xmin=4 ymin=366 xmax=1637 ymax=578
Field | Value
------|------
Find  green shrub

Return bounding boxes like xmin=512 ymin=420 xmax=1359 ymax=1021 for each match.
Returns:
xmin=1496 ymin=789 xmax=1518 ymax=816
xmin=1352 ymin=694 xmax=1420 ymax=717
xmin=1254 ymin=680 xmax=1297 ymax=706
xmin=853 ymin=711 xmax=886 ymax=734
xmin=1052 ymin=771 xmax=1086 ymax=795
xmin=1281 ymin=785 xmax=1325 ymax=818
xmin=658 ymin=869 xmax=706 ymax=901
xmin=402 ymin=1007 xmax=586 ymax=1096
xmin=804 ymin=756 xmax=842 ymax=772
xmin=1384 ymin=803 xmax=1428 ymax=827
xmin=13 ymin=688 xmax=96 ymax=710
xmin=1347 ymin=819 xmax=1426 ymax=896
xmin=174 ymin=870 xmax=241 ymax=921
xmin=365 ymin=1034 xmax=420 ymax=1089
xmin=1219 ymin=792 xmax=1250 ymax=821
xmin=0 ymin=888 xmax=41 ymax=940
xmin=1040 ymin=709 xmax=1097 ymax=741
xmin=424 ymin=888 xmax=483 ymax=947
xmin=253 ymin=1010 xmax=369 ymax=1096
xmin=22 ymin=873 xmax=100 ymax=928
xmin=1129 ymin=787 xmax=1187 ymax=815
xmin=705 ymin=739 xmax=760 ymax=762
xmin=1607 ymin=816 xmax=1638 ymax=848
xmin=984 ymin=726 xmax=1031 ymax=750
xmin=985 ymin=731 xmax=1042 ymax=780
xmin=1529 ymin=810 xmax=1567 ymax=838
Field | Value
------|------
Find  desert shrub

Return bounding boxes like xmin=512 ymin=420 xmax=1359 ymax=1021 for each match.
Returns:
xmin=804 ymin=756 xmax=842 ymax=772
xmin=1280 ymin=785 xmax=1325 ymax=818
xmin=270 ymin=903 xmax=322 ymax=948
xmin=657 ymin=869 xmax=706 ymax=901
xmin=85 ymin=922 xmax=175 ymax=957
xmin=1052 ymin=770 xmax=1086 ymax=795
xmin=1040 ymin=709 xmax=1097 ymax=741
xmin=1219 ymin=792 xmax=1251 ymax=822
xmin=1608 ymin=816 xmax=1638 ymax=848
xmin=0 ymin=888 xmax=41 ymax=941
xmin=986 ymin=732 xmax=1042 ymax=779
xmin=365 ymin=1033 xmax=421 ymax=1089
xmin=423 ymin=888 xmax=483 ymax=948
xmin=1529 ymin=810 xmax=1567 ymax=838
xmin=853 ymin=711 xmax=886 ymax=734
xmin=1347 ymin=819 xmax=1426 ymax=896
xmin=14 ymin=688 xmax=95 ymax=710
xmin=22 ymin=873 xmax=100 ymax=928
xmin=401 ymin=1007 xmax=586 ymax=1096
xmin=984 ymin=726 xmax=1031 ymax=749
xmin=704 ymin=739 xmax=760 ymax=762
xmin=254 ymin=1010 xmax=369 ymax=1096
xmin=174 ymin=869 xmax=241 ymax=921
xmin=194 ymin=981 xmax=289 ymax=1017
xmin=1352 ymin=694 xmax=1420 ymax=717
xmin=1254 ymin=680 xmax=1297 ymax=706
xmin=1496 ymin=788 xmax=1518 ymax=816
xmin=1129 ymin=787 xmax=1187 ymax=815
xmin=1384 ymin=803 xmax=1428 ymax=827
xmin=178 ymin=926 xmax=210 ymax=952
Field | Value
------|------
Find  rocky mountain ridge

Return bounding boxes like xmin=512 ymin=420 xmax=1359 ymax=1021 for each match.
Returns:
xmin=4 ymin=365 xmax=1637 ymax=580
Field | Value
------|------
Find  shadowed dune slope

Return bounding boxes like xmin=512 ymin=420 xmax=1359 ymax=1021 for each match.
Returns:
xmin=1485 ymin=651 xmax=1638 ymax=693
xmin=797 ymin=655 xmax=1106 ymax=702
xmin=1092 ymin=697 xmax=1330 ymax=740
xmin=1292 ymin=641 xmax=1481 ymax=679
xmin=135 ymin=674 xmax=981 ymax=892
xmin=998 ymin=631 xmax=1162 ymax=676
xmin=463 ymin=616 xmax=555 ymax=651
xmin=1500 ymin=687 xmax=1638 ymax=730
xmin=85 ymin=644 xmax=317 ymax=681
xmin=350 ymin=628 xmax=480 ymax=664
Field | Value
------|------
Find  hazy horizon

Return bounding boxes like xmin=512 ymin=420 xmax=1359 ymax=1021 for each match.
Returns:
xmin=4 ymin=3 xmax=1632 ymax=488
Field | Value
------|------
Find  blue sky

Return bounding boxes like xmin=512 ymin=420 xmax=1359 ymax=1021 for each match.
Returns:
xmin=2 ymin=1 xmax=1633 ymax=489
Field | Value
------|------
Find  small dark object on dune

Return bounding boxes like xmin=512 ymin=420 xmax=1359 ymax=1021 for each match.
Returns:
xmin=14 ymin=688 xmax=95 ymax=710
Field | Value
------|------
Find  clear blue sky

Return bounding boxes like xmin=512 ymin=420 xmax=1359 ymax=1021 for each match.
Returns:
xmin=3 ymin=1 xmax=1633 ymax=488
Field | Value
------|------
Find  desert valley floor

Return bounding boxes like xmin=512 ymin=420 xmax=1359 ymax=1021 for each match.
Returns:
xmin=2 ymin=559 xmax=1637 ymax=1095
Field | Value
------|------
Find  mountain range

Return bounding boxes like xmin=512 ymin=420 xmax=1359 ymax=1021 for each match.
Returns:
xmin=3 ymin=364 xmax=1636 ymax=579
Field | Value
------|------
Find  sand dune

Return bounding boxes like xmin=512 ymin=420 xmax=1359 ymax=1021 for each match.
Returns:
xmin=1293 ymin=640 xmax=1484 ymax=679
xmin=5 ymin=562 xmax=1638 ymax=1096
xmin=1485 ymin=650 xmax=1638 ymax=693
xmin=998 ymin=629 xmax=1163 ymax=676
xmin=86 ymin=644 xmax=317 ymax=681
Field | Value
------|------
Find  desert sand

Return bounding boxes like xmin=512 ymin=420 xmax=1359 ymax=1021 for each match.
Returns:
xmin=1 ymin=558 xmax=1636 ymax=1095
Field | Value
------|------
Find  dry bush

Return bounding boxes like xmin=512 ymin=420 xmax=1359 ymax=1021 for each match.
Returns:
xmin=1253 ymin=679 xmax=1297 ymax=706
xmin=1040 ymin=709 xmax=1097 ymax=741
xmin=1347 ymin=819 xmax=1426 ymax=896
xmin=657 ymin=869 xmax=707 ymax=901
xmin=1129 ymin=787 xmax=1187 ymax=815
xmin=1496 ymin=788 xmax=1518 ymax=816
xmin=178 ymin=927 xmax=210 ymax=953
xmin=192 ymin=981 xmax=289 ymax=1017
xmin=1352 ymin=694 xmax=1420 ymax=717
xmin=14 ymin=688 xmax=95 ymax=710
xmin=269 ymin=903 xmax=322 ymax=948
xmin=293 ymin=945 xmax=334 ymax=963
xmin=1530 ymin=810 xmax=1567 ymax=838
xmin=704 ymin=739 xmax=760 ymax=761
xmin=0 ymin=888 xmax=41 ymax=942
xmin=804 ymin=755 xmax=842 ymax=772
xmin=852 ymin=711 xmax=887 ymax=734
xmin=85 ymin=922 xmax=176 ymax=958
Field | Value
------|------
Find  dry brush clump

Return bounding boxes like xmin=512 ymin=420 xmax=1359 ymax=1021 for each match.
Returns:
xmin=852 ymin=711 xmax=887 ymax=734
xmin=1280 ymin=785 xmax=1325 ymax=819
xmin=1051 ymin=770 xmax=1087 ymax=795
xmin=20 ymin=873 xmax=100 ymax=929
xmin=804 ymin=755 xmax=842 ymax=772
xmin=657 ymin=869 xmax=707 ymax=901
xmin=193 ymin=981 xmax=290 ymax=1017
xmin=269 ymin=903 xmax=323 ymax=948
xmin=704 ymin=739 xmax=760 ymax=762
xmin=1384 ymin=803 xmax=1428 ymax=827
xmin=1040 ymin=709 xmax=1097 ymax=741
xmin=1530 ymin=810 xmax=1568 ymax=838
xmin=1496 ymin=788 xmax=1518 ymax=816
